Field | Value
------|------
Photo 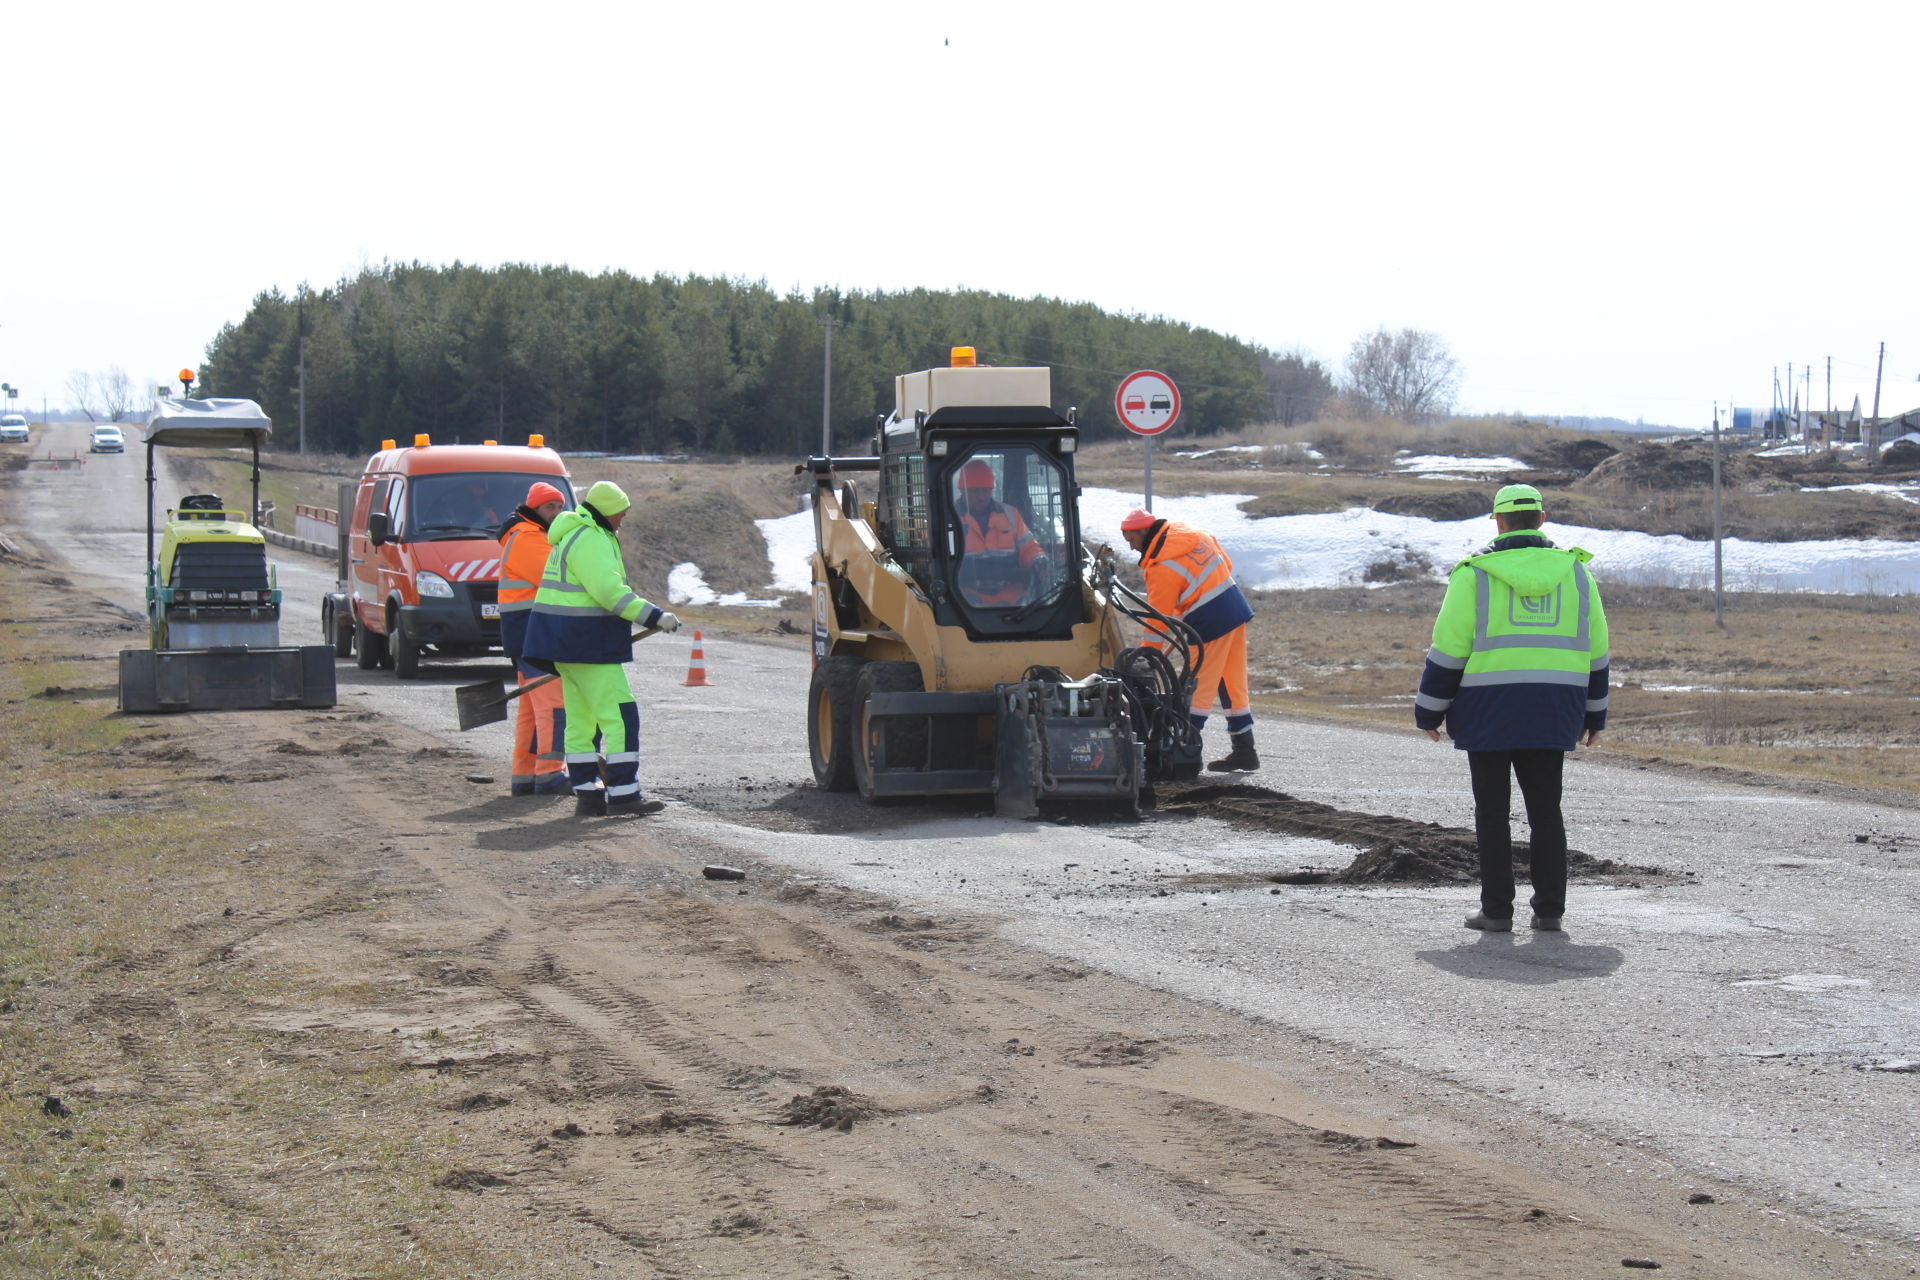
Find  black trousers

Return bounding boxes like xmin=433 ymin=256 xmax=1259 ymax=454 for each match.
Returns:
xmin=1466 ymin=749 xmax=1568 ymax=920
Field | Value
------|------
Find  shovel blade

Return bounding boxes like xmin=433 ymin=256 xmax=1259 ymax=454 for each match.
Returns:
xmin=455 ymin=677 xmax=512 ymax=731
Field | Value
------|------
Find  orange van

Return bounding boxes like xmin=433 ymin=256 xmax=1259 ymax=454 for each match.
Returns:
xmin=323 ymin=435 xmax=572 ymax=679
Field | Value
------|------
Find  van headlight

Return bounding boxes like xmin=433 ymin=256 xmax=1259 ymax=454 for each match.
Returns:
xmin=416 ymin=572 xmax=455 ymax=599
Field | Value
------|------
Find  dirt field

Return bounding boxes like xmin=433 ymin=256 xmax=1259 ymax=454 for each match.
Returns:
xmin=4 ymin=551 xmax=1913 ymax=1280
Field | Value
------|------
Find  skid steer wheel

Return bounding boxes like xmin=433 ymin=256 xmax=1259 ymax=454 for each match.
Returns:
xmin=354 ymin=616 xmax=387 ymax=670
xmin=807 ymin=656 xmax=865 ymax=792
xmin=853 ymin=661 xmax=927 ymax=805
xmin=389 ymin=612 xmax=422 ymax=679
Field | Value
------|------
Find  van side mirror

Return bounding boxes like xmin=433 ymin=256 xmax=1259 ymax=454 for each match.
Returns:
xmin=366 ymin=512 xmax=389 ymax=547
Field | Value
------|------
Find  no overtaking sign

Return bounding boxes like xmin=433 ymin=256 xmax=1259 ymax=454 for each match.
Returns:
xmin=1115 ymin=370 xmax=1180 ymax=436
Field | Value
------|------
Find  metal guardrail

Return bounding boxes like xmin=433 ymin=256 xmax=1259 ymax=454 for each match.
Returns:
xmin=261 ymin=528 xmax=334 ymax=560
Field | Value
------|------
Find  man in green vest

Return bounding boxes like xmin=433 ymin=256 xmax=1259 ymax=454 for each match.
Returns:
xmin=521 ymin=480 xmax=680 ymax=817
xmin=1414 ymin=484 xmax=1610 ymax=932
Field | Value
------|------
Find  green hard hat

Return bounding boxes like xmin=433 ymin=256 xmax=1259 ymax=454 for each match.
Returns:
xmin=1492 ymin=483 xmax=1543 ymax=515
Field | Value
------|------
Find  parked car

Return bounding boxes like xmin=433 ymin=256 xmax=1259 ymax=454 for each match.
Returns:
xmin=0 ymin=414 xmax=28 ymax=444
xmin=90 ymin=424 xmax=126 ymax=453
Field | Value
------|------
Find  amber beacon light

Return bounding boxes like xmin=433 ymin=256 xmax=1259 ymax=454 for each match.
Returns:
xmin=949 ymin=346 xmax=977 ymax=367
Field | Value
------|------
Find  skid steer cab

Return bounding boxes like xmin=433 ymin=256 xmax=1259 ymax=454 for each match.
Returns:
xmin=116 ymin=397 xmax=336 ymax=714
xmin=801 ymin=347 xmax=1203 ymax=819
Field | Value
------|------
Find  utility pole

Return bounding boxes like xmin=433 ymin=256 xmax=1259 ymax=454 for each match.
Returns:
xmin=819 ymin=316 xmax=835 ymax=456
xmin=1711 ymin=404 xmax=1725 ymax=629
xmin=297 ymin=296 xmax=307 ymax=456
xmin=1871 ymin=340 xmax=1886 ymax=422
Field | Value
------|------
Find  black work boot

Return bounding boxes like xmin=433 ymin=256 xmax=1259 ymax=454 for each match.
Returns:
xmin=1207 ymin=730 xmax=1260 ymax=773
xmin=607 ymin=794 xmax=666 ymax=817
xmin=572 ymin=788 xmax=609 ymax=818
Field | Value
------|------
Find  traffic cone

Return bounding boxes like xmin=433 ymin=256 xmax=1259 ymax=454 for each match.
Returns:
xmin=681 ymin=630 xmax=712 ymax=687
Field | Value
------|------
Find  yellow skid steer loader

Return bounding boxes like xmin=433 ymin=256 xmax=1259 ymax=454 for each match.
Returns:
xmin=803 ymin=347 xmax=1201 ymax=819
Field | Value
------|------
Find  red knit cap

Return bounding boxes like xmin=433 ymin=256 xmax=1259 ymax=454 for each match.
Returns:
xmin=526 ymin=481 xmax=566 ymax=508
xmin=1120 ymin=507 xmax=1157 ymax=531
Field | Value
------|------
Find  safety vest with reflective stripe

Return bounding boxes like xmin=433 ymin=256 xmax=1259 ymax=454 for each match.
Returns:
xmin=960 ymin=502 xmax=1042 ymax=605
xmin=521 ymin=508 xmax=664 ymax=665
xmin=496 ymin=507 xmax=553 ymax=659
xmin=1140 ymin=520 xmax=1254 ymax=645
xmin=1415 ymin=534 xmax=1610 ymax=751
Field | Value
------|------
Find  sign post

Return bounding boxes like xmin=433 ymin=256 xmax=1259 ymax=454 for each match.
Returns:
xmin=1115 ymin=369 xmax=1181 ymax=510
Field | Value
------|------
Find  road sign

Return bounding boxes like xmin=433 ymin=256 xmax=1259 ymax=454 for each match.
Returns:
xmin=1115 ymin=370 xmax=1180 ymax=436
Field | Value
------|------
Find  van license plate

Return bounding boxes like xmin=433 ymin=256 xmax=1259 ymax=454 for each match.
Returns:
xmin=480 ymin=603 xmax=499 ymax=619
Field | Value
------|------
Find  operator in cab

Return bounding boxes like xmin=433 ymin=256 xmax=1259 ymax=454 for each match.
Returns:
xmin=955 ymin=458 xmax=1050 ymax=608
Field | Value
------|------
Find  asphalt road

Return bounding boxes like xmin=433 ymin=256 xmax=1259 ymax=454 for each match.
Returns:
xmin=24 ymin=421 xmax=1920 ymax=1254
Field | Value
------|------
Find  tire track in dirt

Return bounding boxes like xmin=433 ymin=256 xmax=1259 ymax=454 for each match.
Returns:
xmin=111 ymin=691 xmax=1916 ymax=1279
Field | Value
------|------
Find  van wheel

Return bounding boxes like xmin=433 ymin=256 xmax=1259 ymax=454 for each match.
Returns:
xmin=354 ymin=617 xmax=386 ymax=670
xmin=807 ymin=657 xmax=863 ymax=792
xmin=328 ymin=605 xmax=354 ymax=658
xmin=390 ymin=614 xmax=422 ymax=679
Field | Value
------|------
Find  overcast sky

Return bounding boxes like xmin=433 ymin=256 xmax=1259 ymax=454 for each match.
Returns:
xmin=7 ymin=1 xmax=1917 ymax=428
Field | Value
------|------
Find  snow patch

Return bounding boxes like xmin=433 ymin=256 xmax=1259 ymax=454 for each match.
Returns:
xmin=667 ymin=561 xmax=782 ymax=608
xmin=1392 ymin=454 xmax=1529 ymax=473
xmin=751 ymin=488 xmax=1920 ymax=598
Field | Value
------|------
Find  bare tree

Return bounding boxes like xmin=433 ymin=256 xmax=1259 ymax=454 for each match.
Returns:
xmin=99 ymin=365 xmax=134 ymax=422
xmin=1343 ymin=327 xmax=1460 ymax=422
xmin=65 ymin=371 xmax=100 ymax=422
xmin=1261 ymin=349 xmax=1335 ymax=428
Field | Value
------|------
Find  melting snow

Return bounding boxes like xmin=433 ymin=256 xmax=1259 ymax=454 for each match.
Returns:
xmin=667 ymin=562 xmax=781 ymax=608
xmin=1392 ymin=454 xmax=1529 ymax=473
xmin=746 ymin=479 xmax=1920 ymax=600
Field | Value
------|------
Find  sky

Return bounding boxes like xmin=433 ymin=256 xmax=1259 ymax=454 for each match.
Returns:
xmin=7 ymin=1 xmax=1918 ymax=429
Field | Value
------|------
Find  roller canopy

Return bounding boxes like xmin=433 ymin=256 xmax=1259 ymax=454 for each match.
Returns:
xmin=142 ymin=398 xmax=273 ymax=448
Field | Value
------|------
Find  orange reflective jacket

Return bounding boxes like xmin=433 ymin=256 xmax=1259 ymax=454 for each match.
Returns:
xmin=497 ymin=509 xmax=554 ymax=658
xmin=1140 ymin=520 xmax=1254 ymax=646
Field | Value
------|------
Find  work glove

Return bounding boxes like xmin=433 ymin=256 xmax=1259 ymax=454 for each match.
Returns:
xmin=657 ymin=611 xmax=682 ymax=633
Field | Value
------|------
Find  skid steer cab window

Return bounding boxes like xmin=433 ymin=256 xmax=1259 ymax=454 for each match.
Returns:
xmin=947 ymin=448 xmax=1072 ymax=620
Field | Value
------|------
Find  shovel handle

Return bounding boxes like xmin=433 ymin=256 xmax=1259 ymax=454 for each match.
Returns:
xmin=503 ymin=626 xmax=663 ymax=705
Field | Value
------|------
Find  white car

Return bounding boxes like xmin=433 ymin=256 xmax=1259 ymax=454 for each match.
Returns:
xmin=0 ymin=414 xmax=28 ymax=444
xmin=90 ymin=424 xmax=126 ymax=453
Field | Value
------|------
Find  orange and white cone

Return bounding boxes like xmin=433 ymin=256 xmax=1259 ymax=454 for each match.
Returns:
xmin=681 ymin=630 xmax=712 ymax=687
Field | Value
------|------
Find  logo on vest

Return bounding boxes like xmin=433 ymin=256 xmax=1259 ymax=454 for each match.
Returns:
xmin=1507 ymin=588 xmax=1564 ymax=628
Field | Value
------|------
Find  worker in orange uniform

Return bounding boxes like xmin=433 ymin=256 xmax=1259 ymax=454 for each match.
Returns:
xmin=497 ymin=482 xmax=571 ymax=795
xmin=956 ymin=458 xmax=1048 ymax=607
xmin=1120 ymin=507 xmax=1260 ymax=772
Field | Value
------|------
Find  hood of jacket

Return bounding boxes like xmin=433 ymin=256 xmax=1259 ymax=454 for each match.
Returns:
xmin=1462 ymin=538 xmax=1593 ymax=597
xmin=545 ymin=508 xmax=597 ymax=545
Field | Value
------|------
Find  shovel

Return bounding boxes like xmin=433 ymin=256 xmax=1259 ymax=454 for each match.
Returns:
xmin=454 ymin=627 xmax=660 ymax=731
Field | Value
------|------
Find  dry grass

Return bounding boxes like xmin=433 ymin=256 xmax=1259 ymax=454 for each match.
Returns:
xmin=0 ymin=561 xmax=513 ymax=1278
xmin=1238 ymin=582 xmax=1920 ymax=796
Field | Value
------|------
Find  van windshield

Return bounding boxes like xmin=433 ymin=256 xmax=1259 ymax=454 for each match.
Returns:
xmin=404 ymin=472 xmax=574 ymax=540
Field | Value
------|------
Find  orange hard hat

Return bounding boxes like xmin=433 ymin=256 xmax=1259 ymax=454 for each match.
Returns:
xmin=960 ymin=459 xmax=996 ymax=489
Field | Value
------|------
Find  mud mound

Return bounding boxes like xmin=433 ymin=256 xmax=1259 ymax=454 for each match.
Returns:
xmin=1577 ymin=440 xmax=1764 ymax=492
xmin=1372 ymin=490 xmax=1488 ymax=521
xmin=777 ymin=1085 xmax=874 ymax=1131
xmin=1158 ymin=782 xmax=1660 ymax=884
xmin=1878 ymin=438 xmax=1920 ymax=470
xmin=1524 ymin=437 xmax=1618 ymax=476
